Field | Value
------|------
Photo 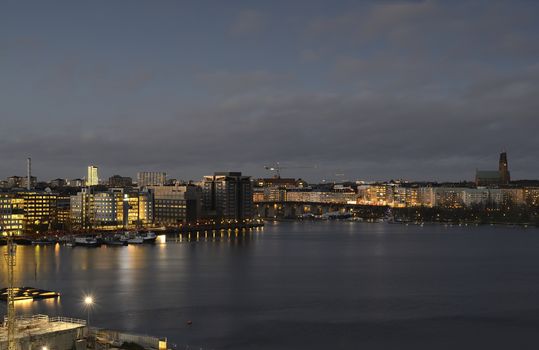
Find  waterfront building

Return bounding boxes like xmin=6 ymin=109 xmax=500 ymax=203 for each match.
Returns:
xmin=148 ymin=184 xmax=201 ymax=225
xmin=93 ymin=191 xmax=122 ymax=226
xmin=255 ymin=177 xmax=307 ymax=188
xmin=20 ymin=191 xmax=58 ymax=232
xmin=70 ymin=188 xmax=153 ymax=229
xmin=264 ymin=187 xmax=287 ymax=202
xmin=137 ymin=172 xmax=167 ymax=187
xmin=461 ymin=188 xmax=491 ymax=207
xmin=357 ymin=184 xmax=394 ymax=206
xmin=70 ymin=188 xmax=94 ymax=229
xmin=0 ymin=193 xmax=25 ymax=235
xmin=202 ymin=172 xmax=254 ymax=220
xmin=524 ymin=187 xmax=539 ymax=207
xmin=253 ymin=188 xmax=265 ymax=202
xmin=433 ymin=188 xmax=466 ymax=208
xmin=417 ymin=187 xmax=436 ymax=207
xmin=285 ymin=190 xmax=357 ymax=204
xmin=0 ymin=191 xmax=58 ymax=234
xmin=475 ymin=152 xmax=511 ymax=186
xmin=121 ymin=190 xmax=153 ymax=228
xmin=56 ymin=195 xmax=71 ymax=227
xmin=87 ymin=165 xmax=99 ymax=186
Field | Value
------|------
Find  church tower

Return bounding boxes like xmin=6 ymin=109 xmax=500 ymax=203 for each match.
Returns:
xmin=499 ymin=152 xmax=510 ymax=185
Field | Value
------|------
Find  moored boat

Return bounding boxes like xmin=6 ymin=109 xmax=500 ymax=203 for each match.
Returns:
xmin=141 ymin=231 xmax=157 ymax=244
xmin=74 ymin=236 xmax=101 ymax=247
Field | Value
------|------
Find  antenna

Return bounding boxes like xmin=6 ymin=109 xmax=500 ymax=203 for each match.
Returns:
xmin=27 ymin=157 xmax=32 ymax=190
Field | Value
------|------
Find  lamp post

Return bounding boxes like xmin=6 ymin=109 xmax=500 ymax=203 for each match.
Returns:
xmin=84 ymin=296 xmax=94 ymax=326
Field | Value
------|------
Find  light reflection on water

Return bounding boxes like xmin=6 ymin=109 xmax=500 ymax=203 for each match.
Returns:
xmin=2 ymin=223 xmax=539 ymax=349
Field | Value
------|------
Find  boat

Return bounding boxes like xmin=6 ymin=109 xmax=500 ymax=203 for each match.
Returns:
xmin=31 ymin=237 xmax=56 ymax=245
xmin=74 ymin=236 xmax=101 ymax=247
xmin=141 ymin=231 xmax=157 ymax=244
xmin=14 ymin=237 xmax=33 ymax=245
xmin=103 ymin=237 xmax=128 ymax=246
xmin=127 ymin=236 xmax=144 ymax=244
xmin=31 ymin=239 xmax=56 ymax=245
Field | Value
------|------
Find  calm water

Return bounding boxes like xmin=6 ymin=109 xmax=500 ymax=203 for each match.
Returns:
xmin=2 ymin=222 xmax=539 ymax=349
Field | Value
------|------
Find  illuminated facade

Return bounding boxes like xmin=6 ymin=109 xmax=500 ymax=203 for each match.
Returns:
xmin=20 ymin=191 xmax=58 ymax=231
xmin=137 ymin=172 xmax=167 ymax=187
xmin=56 ymin=195 xmax=71 ymax=226
xmin=87 ymin=165 xmax=99 ymax=186
xmin=0 ymin=191 xmax=57 ymax=234
xmin=524 ymin=187 xmax=539 ymax=207
xmin=0 ymin=194 xmax=25 ymax=235
xmin=70 ymin=188 xmax=153 ymax=229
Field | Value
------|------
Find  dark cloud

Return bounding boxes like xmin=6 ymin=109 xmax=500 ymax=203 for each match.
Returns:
xmin=229 ymin=9 xmax=266 ymax=36
xmin=1 ymin=1 xmax=538 ymax=182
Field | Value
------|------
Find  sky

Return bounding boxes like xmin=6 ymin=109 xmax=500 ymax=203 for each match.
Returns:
xmin=1 ymin=0 xmax=538 ymax=183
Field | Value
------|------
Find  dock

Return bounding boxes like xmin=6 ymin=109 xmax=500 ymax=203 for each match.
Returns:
xmin=0 ymin=287 xmax=60 ymax=302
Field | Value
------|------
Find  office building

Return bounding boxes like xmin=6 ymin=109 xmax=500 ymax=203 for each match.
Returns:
xmin=70 ymin=188 xmax=153 ymax=229
xmin=0 ymin=193 xmax=25 ymax=235
xmin=87 ymin=165 xmax=99 ymax=186
xmin=202 ymin=172 xmax=254 ymax=220
xmin=148 ymin=184 xmax=201 ymax=225
xmin=137 ymin=172 xmax=167 ymax=187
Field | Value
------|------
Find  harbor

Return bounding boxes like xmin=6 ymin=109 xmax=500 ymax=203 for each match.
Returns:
xmin=0 ymin=314 xmax=167 ymax=350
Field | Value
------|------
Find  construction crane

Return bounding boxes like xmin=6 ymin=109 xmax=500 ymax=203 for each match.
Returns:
xmin=1 ymin=204 xmax=17 ymax=350
xmin=264 ymin=163 xmax=317 ymax=179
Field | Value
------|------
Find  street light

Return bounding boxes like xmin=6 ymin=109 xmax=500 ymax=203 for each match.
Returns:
xmin=84 ymin=296 xmax=94 ymax=326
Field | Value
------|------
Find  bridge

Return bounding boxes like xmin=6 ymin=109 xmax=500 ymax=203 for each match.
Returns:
xmin=254 ymin=201 xmax=389 ymax=219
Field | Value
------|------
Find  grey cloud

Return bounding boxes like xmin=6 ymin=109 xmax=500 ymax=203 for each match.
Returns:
xmin=229 ymin=9 xmax=265 ymax=36
xmin=196 ymin=70 xmax=293 ymax=95
xmin=2 ymin=1 xmax=539 ymax=182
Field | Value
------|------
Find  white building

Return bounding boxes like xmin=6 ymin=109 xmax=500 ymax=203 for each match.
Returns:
xmin=86 ymin=165 xmax=99 ymax=186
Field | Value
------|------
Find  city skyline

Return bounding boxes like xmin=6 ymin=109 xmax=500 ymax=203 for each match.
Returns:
xmin=0 ymin=151 xmax=533 ymax=185
xmin=2 ymin=1 xmax=539 ymax=181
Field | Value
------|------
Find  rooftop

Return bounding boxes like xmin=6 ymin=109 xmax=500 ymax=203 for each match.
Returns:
xmin=0 ymin=314 xmax=86 ymax=343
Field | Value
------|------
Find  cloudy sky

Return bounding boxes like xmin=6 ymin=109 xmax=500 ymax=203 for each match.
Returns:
xmin=1 ymin=0 xmax=538 ymax=182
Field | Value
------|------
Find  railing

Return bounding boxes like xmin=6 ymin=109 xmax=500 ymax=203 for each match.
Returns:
xmin=3 ymin=314 xmax=86 ymax=327
xmin=50 ymin=316 xmax=87 ymax=325
xmin=3 ymin=314 xmax=48 ymax=325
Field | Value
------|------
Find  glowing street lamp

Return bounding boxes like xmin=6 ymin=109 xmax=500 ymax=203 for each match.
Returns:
xmin=84 ymin=296 xmax=94 ymax=326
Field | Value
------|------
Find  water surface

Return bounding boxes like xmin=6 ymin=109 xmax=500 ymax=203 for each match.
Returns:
xmin=2 ymin=222 xmax=539 ymax=349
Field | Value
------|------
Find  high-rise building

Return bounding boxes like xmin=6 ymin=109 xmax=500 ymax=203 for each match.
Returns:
xmin=202 ymin=172 xmax=253 ymax=220
xmin=499 ymin=152 xmax=510 ymax=185
xmin=87 ymin=165 xmax=99 ymax=186
xmin=137 ymin=172 xmax=167 ymax=188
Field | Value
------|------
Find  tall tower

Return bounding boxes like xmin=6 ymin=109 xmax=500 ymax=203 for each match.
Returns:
xmin=27 ymin=157 xmax=32 ymax=190
xmin=499 ymin=152 xmax=510 ymax=185
xmin=87 ymin=165 xmax=99 ymax=186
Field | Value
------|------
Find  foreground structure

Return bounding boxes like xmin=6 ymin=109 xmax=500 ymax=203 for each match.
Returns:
xmin=0 ymin=314 xmax=168 ymax=350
